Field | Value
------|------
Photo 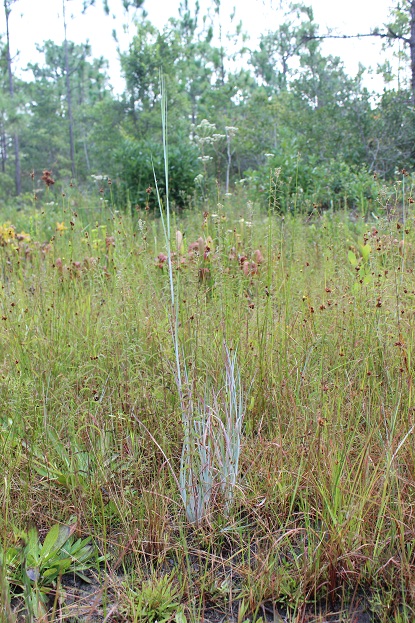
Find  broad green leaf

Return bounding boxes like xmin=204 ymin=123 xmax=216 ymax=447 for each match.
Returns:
xmin=175 ymin=611 xmax=187 ymax=623
xmin=361 ymin=244 xmax=371 ymax=262
xmin=41 ymin=567 xmax=59 ymax=579
xmin=71 ymin=545 xmax=94 ymax=564
xmin=67 ymin=536 xmax=91 ymax=555
xmin=26 ymin=528 xmax=40 ymax=558
xmin=348 ymin=250 xmax=357 ymax=267
xmin=42 ymin=558 xmax=72 ymax=578
xmin=57 ymin=474 xmax=71 ymax=486
xmin=40 ymin=521 xmax=77 ymax=561
xmin=39 ymin=523 xmax=61 ymax=560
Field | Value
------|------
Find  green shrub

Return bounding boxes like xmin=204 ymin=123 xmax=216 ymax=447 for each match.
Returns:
xmin=246 ymin=155 xmax=378 ymax=212
xmin=114 ymin=137 xmax=201 ymax=209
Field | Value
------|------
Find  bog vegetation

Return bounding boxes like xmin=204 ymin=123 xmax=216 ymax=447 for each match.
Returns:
xmin=2 ymin=0 xmax=415 ymax=621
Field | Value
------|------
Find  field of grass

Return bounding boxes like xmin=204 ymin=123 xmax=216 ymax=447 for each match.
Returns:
xmin=1 ymin=185 xmax=415 ymax=622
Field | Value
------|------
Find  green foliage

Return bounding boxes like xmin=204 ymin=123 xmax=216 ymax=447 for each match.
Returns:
xmin=0 ymin=172 xmax=14 ymax=198
xmin=1 ymin=520 xmax=103 ymax=619
xmin=250 ymin=2 xmax=318 ymax=93
xmin=122 ymin=572 xmax=184 ymax=623
xmin=2 ymin=192 xmax=415 ymax=616
xmin=21 ymin=39 xmax=110 ymax=185
xmin=246 ymin=153 xmax=379 ymax=211
xmin=25 ymin=427 xmax=112 ymax=491
xmin=115 ymin=137 xmax=201 ymax=209
xmin=1 ymin=0 xmax=414 ymax=207
xmin=307 ymin=160 xmax=379 ymax=209
xmin=366 ymin=89 xmax=415 ymax=177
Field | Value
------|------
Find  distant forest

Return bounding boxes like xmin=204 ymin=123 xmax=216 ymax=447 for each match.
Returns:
xmin=1 ymin=0 xmax=415 ymax=211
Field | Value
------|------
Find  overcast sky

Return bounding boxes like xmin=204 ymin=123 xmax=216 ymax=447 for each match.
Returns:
xmin=1 ymin=0 xmax=398 ymax=94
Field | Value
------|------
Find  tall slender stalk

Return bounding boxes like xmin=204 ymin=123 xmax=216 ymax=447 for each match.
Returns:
xmin=63 ymin=0 xmax=76 ymax=179
xmin=4 ymin=0 xmax=21 ymax=196
xmin=155 ymin=77 xmax=245 ymax=524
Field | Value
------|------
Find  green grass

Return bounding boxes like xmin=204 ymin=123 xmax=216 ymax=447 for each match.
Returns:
xmin=1 ymin=191 xmax=415 ymax=622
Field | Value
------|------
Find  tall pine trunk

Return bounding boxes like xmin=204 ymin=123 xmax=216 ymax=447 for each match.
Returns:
xmin=4 ymin=0 xmax=21 ymax=195
xmin=410 ymin=0 xmax=415 ymax=102
xmin=63 ymin=0 xmax=75 ymax=179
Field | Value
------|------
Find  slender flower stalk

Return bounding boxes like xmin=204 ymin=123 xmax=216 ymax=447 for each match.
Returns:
xmin=155 ymin=76 xmax=245 ymax=524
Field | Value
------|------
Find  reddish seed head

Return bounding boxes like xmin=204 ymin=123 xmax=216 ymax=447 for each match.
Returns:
xmin=105 ymin=236 xmax=115 ymax=249
xmin=41 ymin=170 xmax=55 ymax=187
xmin=242 ymin=260 xmax=258 ymax=276
xmin=253 ymin=249 xmax=264 ymax=264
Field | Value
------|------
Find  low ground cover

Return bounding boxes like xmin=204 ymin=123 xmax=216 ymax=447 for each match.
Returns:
xmin=1 ymin=190 xmax=415 ymax=622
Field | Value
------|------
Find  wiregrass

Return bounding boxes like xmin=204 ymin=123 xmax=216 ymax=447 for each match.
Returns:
xmin=1 ymin=194 xmax=415 ymax=620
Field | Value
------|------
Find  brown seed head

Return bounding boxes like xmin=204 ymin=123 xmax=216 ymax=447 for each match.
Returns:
xmin=41 ymin=170 xmax=55 ymax=187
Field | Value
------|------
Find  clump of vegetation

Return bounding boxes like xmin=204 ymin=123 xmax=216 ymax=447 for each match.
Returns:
xmin=0 ymin=519 xmax=102 ymax=620
xmin=3 ymin=1 xmax=415 ymax=620
xmin=1 ymin=177 xmax=415 ymax=619
xmin=120 ymin=571 xmax=184 ymax=623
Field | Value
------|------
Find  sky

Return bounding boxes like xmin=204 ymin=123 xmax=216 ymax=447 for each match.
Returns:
xmin=0 ymin=0 xmax=399 ymax=94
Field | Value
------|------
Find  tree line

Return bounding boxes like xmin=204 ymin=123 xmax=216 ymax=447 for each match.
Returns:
xmin=1 ymin=0 xmax=415 ymax=211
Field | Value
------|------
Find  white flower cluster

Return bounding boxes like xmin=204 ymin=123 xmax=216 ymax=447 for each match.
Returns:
xmin=137 ymin=219 xmax=146 ymax=233
xmin=193 ymin=120 xmax=225 ymax=146
xmin=225 ymin=126 xmax=238 ymax=137
xmin=91 ymin=174 xmax=108 ymax=181
xmin=197 ymin=119 xmax=216 ymax=132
